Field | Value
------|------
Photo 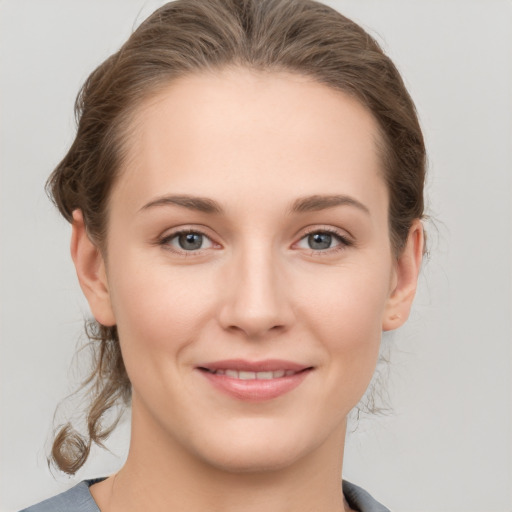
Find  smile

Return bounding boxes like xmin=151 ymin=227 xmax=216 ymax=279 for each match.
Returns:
xmin=197 ymin=360 xmax=313 ymax=401
xmin=201 ymin=369 xmax=299 ymax=380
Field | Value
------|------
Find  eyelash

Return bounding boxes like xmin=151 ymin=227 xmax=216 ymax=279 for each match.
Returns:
xmin=159 ymin=229 xmax=216 ymax=257
xmin=300 ymin=227 xmax=353 ymax=256
xmin=158 ymin=227 xmax=353 ymax=257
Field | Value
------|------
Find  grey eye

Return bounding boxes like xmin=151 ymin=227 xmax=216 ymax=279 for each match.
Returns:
xmin=161 ymin=229 xmax=215 ymax=254
xmin=178 ymin=232 xmax=204 ymax=250
xmin=307 ymin=232 xmax=333 ymax=250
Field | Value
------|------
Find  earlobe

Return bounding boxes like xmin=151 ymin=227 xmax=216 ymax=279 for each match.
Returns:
xmin=382 ymin=219 xmax=424 ymax=332
xmin=70 ymin=210 xmax=116 ymax=327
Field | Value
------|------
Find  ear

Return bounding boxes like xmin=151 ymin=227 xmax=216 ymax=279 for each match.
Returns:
xmin=70 ymin=209 xmax=116 ymax=327
xmin=382 ymin=219 xmax=424 ymax=331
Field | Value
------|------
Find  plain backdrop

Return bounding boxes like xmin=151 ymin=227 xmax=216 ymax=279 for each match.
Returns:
xmin=1 ymin=1 xmax=511 ymax=511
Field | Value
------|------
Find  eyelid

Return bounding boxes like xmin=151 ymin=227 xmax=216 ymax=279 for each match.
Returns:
xmin=157 ymin=224 xmax=353 ymax=257
xmin=295 ymin=225 xmax=353 ymax=255
xmin=158 ymin=226 xmax=219 ymax=256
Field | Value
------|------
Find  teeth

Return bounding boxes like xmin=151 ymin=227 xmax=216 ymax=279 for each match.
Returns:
xmin=239 ymin=371 xmax=256 ymax=380
xmin=210 ymin=369 xmax=296 ymax=379
xmin=256 ymin=371 xmax=273 ymax=380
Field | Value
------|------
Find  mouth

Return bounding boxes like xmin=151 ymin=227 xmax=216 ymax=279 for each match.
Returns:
xmin=196 ymin=359 xmax=313 ymax=401
xmin=198 ymin=368 xmax=310 ymax=380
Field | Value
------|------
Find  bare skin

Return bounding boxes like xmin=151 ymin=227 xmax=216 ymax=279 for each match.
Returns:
xmin=73 ymin=68 xmax=423 ymax=512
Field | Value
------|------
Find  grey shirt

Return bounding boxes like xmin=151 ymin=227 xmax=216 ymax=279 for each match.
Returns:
xmin=20 ymin=478 xmax=390 ymax=512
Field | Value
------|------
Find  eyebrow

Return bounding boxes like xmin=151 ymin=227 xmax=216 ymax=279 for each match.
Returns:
xmin=288 ymin=194 xmax=370 ymax=215
xmin=140 ymin=194 xmax=370 ymax=215
xmin=141 ymin=195 xmax=223 ymax=214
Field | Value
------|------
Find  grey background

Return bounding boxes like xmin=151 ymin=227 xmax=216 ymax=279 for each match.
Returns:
xmin=1 ymin=1 xmax=511 ymax=511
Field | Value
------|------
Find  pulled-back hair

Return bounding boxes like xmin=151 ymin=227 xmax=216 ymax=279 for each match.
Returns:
xmin=48 ymin=0 xmax=426 ymax=474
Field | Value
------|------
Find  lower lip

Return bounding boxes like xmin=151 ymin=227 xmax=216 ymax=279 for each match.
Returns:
xmin=198 ymin=369 xmax=312 ymax=402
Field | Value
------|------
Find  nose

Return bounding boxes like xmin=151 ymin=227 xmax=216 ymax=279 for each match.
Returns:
xmin=218 ymin=242 xmax=294 ymax=339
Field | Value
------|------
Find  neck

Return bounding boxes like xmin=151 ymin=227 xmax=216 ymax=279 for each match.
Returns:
xmin=92 ymin=399 xmax=351 ymax=512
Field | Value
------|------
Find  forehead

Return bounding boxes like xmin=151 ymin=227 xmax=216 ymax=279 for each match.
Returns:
xmin=113 ymin=68 xmax=387 ymax=218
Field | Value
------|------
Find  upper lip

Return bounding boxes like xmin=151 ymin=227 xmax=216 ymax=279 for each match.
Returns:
xmin=197 ymin=359 xmax=312 ymax=372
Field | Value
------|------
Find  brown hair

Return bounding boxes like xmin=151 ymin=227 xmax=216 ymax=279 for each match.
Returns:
xmin=47 ymin=0 xmax=426 ymax=474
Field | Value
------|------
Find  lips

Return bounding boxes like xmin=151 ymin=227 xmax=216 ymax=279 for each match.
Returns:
xmin=198 ymin=358 xmax=310 ymax=373
xmin=196 ymin=359 xmax=313 ymax=401
xmin=203 ymin=369 xmax=297 ymax=380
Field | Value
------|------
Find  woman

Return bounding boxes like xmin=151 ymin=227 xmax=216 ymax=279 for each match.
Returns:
xmin=21 ymin=0 xmax=425 ymax=510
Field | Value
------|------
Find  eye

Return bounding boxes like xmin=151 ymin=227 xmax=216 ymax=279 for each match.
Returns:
xmin=296 ymin=228 xmax=352 ymax=254
xmin=160 ymin=229 xmax=215 ymax=253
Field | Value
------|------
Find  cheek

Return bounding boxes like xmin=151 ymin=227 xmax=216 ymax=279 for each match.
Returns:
xmin=105 ymin=259 xmax=220 ymax=408
xmin=106 ymin=251 xmax=214 ymax=358
xmin=300 ymin=259 xmax=391 ymax=338
xmin=299 ymin=262 xmax=391 ymax=394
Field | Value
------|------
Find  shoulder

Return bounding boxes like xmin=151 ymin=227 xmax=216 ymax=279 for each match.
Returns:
xmin=19 ymin=478 xmax=105 ymax=512
xmin=343 ymin=480 xmax=391 ymax=512
xmin=19 ymin=477 xmax=388 ymax=512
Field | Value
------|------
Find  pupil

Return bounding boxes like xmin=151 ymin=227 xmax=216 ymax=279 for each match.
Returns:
xmin=309 ymin=233 xmax=331 ymax=250
xmin=179 ymin=233 xmax=202 ymax=250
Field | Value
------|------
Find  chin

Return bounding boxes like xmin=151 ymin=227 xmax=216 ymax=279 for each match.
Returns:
xmin=199 ymin=443 xmax=306 ymax=474
xmin=186 ymin=422 xmax=326 ymax=475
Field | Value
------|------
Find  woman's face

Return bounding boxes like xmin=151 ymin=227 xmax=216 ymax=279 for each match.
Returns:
xmin=76 ymin=68 xmax=420 ymax=473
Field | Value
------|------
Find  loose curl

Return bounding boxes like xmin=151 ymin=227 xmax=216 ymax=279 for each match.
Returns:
xmin=47 ymin=0 xmax=426 ymax=474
